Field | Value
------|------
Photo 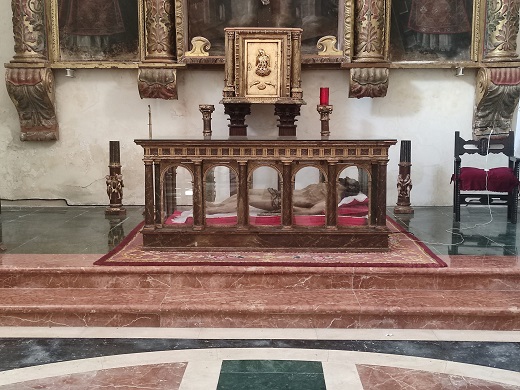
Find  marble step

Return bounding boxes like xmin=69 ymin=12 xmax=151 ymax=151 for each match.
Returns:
xmin=0 ymin=287 xmax=518 ymax=330
xmin=1 ymin=266 xmax=519 ymax=291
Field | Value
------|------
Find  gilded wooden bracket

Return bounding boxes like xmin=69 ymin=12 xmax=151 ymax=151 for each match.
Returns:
xmin=349 ymin=68 xmax=389 ymax=98
xmin=138 ymin=68 xmax=178 ymax=100
xmin=5 ymin=67 xmax=59 ymax=141
xmin=473 ymin=67 xmax=520 ymax=139
xmin=353 ymin=0 xmax=389 ymax=62
xmin=483 ymin=0 xmax=520 ymax=61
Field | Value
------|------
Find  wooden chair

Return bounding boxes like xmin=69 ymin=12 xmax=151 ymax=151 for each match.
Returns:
xmin=452 ymin=131 xmax=519 ymax=223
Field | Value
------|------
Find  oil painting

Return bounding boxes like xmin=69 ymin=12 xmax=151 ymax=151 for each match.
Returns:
xmin=390 ymin=0 xmax=473 ymax=62
xmin=58 ymin=0 xmax=139 ymax=61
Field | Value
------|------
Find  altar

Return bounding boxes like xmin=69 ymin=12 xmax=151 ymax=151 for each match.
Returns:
xmin=135 ymin=137 xmax=396 ymax=252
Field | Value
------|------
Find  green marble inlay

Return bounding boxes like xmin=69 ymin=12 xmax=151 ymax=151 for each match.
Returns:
xmin=217 ymin=360 xmax=326 ymax=390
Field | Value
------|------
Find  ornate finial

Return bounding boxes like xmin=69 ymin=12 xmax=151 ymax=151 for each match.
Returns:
xmin=317 ymin=36 xmax=342 ymax=56
xmin=185 ymin=36 xmax=211 ymax=57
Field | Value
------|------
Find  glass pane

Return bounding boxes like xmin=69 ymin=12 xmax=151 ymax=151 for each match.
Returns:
xmin=205 ymin=166 xmax=238 ymax=226
xmin=293 ymin=166 xmax=325 ymax=226
xmin=187 ymin=0 xmax=341 ymax=56
xmin=162 ymin=166 xmax=193 ymax=225
xmin=338 ymin=166 xmax=369 ymax=226
xmin=249 ymin=166 xmax=282 ymax=226
xmin=390 ymin=0 xmax=473 ymax=62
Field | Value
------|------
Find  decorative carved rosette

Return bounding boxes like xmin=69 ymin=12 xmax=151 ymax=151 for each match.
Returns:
xmin=138 ymin=68 xmax=178 ymax=99
xmin=11 ymin=0 xmax=46 ymax=62
xmin=473 ymin=67 xmax=520 ymax=139
xmin=353 ymin=0 xmax=387 ymax=62
xmin=349 ymin=68 xmax=389 ymax=98
xmin=144 ymin=0 xmax=175 ymax=61
xmin=484 ymin=0 xmax=520 ymax=60
xmin=5 ymin=67 xmax=58 ymax=141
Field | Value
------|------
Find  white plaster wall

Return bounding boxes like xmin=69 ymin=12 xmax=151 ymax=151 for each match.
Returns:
xmin=0 ymin=2 xmax=481 ymax=206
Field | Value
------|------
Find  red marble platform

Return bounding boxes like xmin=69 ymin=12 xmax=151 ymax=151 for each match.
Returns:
xmin=0 ymin=253 xmax=518 ymax=330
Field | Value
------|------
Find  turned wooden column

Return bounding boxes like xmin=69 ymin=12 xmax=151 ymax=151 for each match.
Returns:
xmin=154 ymin=162 xmax=161 ymax=224
xmin=237 ymin=161 xmax=249 ymax=227
xmin=326 ymin=162 xmax=338 ymax=227
xmin=193 ymin=160 xmax=204 ymax=229
xmin=281 ymin=161 xmax=293 ymax=227
xmin=144 ymin=161 xmax=155 ymax=226
xmin=371 ymin=161 xmax=388 ymax=226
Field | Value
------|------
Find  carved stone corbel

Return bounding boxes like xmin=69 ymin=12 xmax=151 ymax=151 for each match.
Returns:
xmin=484 ymin=0 xmax=520 ymax=61
xmin=349 ymin=68 xmax=389 ymax=98
xmin=473 ymin=67 xmax=520 ymax=139
xmin=6 ymin=0 xmax=58 ymax=141
xmin=353 ymin=0 xmax=388 ymax=62
xmin=138 ymin=68 xmax=178 ymax=100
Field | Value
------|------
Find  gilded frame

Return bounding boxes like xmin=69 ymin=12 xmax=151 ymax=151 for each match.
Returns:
xmin=175 ymin=0 xmax=352 ymax=64
xmin=46 ymin=0 xmax=146 ymax=68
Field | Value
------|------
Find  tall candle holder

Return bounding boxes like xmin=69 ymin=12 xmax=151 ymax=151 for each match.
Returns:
xmin=317 ymin=105 xmax=333 ymax=139
xmin=199 ymin=104 xmax=215 ymax=139
xmin=105 ymin=140 xmax=126 ymax=216
xmin=394 ymin=140 xmax=414 ymax=214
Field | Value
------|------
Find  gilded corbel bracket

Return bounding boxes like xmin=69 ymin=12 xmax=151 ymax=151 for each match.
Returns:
xmin=349 ymin=68 xmax=389 ymax=98
xmin=138 ymin=67 xmax=178 ymax=100
xmin=185 ymin=37 xmax=211 ymax=57
xmin=6 ymin=67 xmax=58 ymax=141
xmin=6 ymin=0 xmax=58 ymax=141
xmin=317 ymin=36 xmax=342 ymax=56
xmin=483 ymin=0 xmax=520 ymax=61
xmin=473 ymin=67 xmax=520 ymax=139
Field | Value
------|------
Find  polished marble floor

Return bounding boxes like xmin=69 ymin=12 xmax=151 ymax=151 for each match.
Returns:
xmin=0 ymin=203 xmax=519 ymax=388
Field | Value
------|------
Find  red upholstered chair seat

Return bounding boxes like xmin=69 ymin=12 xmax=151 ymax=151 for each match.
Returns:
xmin=454 ymin=167 xmax=519 ymax=192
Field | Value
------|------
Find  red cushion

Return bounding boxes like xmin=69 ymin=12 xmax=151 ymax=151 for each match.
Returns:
xmin=456 ymin=167 xmax=519 ymax=192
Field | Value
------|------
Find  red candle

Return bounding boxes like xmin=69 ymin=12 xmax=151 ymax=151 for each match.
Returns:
xmin=320 ymin=87 xmax=329 ymax=105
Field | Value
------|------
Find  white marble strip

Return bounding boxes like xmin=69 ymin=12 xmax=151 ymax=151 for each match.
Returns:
xmin=178 ymin=360 xmax=222 ymax=390
xmin=322 ymin=362 xmax=364 ymax=390
xmin=0 ymin=348 xmax=519 ymax=387
xmin=0 ymin=327 xmax=519 ymax=342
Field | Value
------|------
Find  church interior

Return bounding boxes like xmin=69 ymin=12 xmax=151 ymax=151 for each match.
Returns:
xmin=0 ymin=0 xmax=519 ymax=388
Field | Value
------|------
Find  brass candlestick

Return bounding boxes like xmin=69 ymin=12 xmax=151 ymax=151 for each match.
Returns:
xmin=317 ymin=104 xmax=333 ymax=139
xmin=199 ymin=104 xmax=215 ymax=139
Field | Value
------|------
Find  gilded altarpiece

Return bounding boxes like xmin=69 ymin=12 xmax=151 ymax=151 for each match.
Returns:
xmin=5 ymin=0 xmax=520 ymax=140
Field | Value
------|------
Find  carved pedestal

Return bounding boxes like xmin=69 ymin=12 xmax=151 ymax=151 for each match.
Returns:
xmin=394 ymin=140 xmax=414 ymax=214
xmin=275 ymin=104 xmax=301 ymax=137
xmin=224 ymin=103 xmax=251 ymax=137
xmin=105 ymin=141 xmax=126 ymax=216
